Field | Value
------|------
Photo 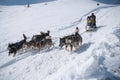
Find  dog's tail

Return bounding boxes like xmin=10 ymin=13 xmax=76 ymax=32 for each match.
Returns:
xmin=23 ymin=34 xmax=27 ymax=40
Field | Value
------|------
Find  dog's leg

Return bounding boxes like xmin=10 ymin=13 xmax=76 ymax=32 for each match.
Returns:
xmin=39 ymin=47 xmax=41 ymax=52
xmin=65 ymin=45 xmax=67 ymax=51
xmin=77 ymin=42 xmax=79 ymax=46
xmin=39 ymin=44 xmax=41 ymax=53
xmin=31 ymin=46 xmax=34 ymax=49
xmin=76 ymin=42 xmax=79 ymax=49
xmin=48 ymin=42 xmax=53 ymax=49
xmin=50 ymin=42 xmax=54 ymax=48
xmin=22 ymin=45 xmax=25 ymax=52
xmin=8 ymin=53 xmax=10 ymax=56
xmin=79 ymin=41 xmax=82 ymax=47
xmin=52 ymin=43 xmax=54 ymax=47
xmin=70 ymin=45 xmax=73 ymax=52
xmin=47 ymin=44 xmax=51 ymax=49
xmin=13 ymin=52 xmax=16 ymax=57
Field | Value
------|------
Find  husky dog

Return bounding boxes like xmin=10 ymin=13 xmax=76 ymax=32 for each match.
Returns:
xmin=59 ymin=34 xmax=82 ymax=51
xmin=8 ymin=34 xmax=27 ymax=57
xmin=36 ymin=36 xmax=54 ymax=52
xmin=23 ymin=31 xmax=53 ymax=52
xmin=8 ymin=39 xmax=26 ymax=56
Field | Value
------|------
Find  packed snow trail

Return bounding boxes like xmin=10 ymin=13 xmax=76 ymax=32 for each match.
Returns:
xmin=58 ymin=5 xmax=116 ymax=31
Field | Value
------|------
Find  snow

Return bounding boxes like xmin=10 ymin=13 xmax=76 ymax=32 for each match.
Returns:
xmin=0 ymin=0 xmax=120 ymax=80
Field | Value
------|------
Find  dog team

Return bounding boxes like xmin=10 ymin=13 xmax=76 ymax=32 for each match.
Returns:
xmin=8 ymin=13 xmax=96 ymax=57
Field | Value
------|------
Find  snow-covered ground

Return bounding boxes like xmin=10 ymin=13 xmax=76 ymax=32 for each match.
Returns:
xmin=0 ymin=0 xmax=120 ymax=80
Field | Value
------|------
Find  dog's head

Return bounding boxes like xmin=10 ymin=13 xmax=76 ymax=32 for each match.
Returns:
xmin=8 ymin=46 xmax=16 ymax=54
xmin=8 ymin=43 xmax=14 ymax=50
xmin=59 ymin=38 xmax=65 ymax=48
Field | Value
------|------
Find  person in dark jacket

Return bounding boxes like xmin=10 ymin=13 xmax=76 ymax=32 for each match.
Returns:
xmin=90 ymin=13 xmax=96 ymax=28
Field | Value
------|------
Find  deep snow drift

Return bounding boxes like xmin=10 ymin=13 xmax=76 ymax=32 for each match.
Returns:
xmin=0 ymin=0 xmax=120 ymax=80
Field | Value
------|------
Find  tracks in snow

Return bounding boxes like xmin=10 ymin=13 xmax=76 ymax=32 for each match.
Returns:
xmin=58 ymin=5 xmax=116 ymax=31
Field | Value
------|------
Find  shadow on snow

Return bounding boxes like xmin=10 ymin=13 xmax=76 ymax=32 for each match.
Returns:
xmin=92 ymin=25 xmax=106 ymax=32
xmin=74 ymin=42 xmax=94 ymax=54
xmin=0 ymin=46 xmax=55 ymax=69
xmin=0 ymin=49 xmax=38 ymax=69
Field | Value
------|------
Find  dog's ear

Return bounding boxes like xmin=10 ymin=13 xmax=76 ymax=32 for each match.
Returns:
xmin=8 ymin=43 xmax=10 ymax=48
